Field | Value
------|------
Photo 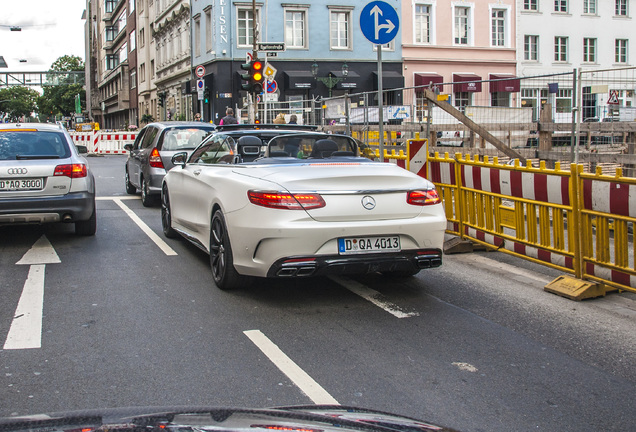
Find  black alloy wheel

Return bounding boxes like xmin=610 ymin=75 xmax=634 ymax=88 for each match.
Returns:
xmin=141 ymin=177 xmax=156 ymax=207
xmin=161 ymin=185 xmax=178 ymax=239
xmin=75 ymin=203 xmax=97 ymax=236
xmin=209 ymin=210 xmax=245 ymax=290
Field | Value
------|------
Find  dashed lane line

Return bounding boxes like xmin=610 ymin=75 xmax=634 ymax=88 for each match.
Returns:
xmin=244 ymin=329 xmax=340 ymax=405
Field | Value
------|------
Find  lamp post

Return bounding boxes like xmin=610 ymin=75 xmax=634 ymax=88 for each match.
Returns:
xmin=311 ymin=60 xmax=349 ymax=98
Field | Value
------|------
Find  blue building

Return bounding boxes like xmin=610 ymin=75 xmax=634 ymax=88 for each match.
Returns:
xmin=189 ymin=0 xmax=403 ymax=122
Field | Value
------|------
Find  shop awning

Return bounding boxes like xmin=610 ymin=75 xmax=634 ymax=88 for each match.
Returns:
xmin=284 ymin=71 xmax=316 ymax=90
xmin=489 ymin=74 xmax=520 ymax=92
xmin=414 ymin=73 xmax=444 ymax=91
xmin=373 ymin=71 xmax=405 ymax=90
xmin=453 ymin=73 xmax=482 ymax=92
xmin=330 ymin=70 xmax=361 ymax=90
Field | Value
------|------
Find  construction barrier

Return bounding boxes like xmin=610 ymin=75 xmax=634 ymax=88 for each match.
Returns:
xmin=427 ymin=152 xmax=636 ymax=296
xmin=70 ymin=130 xmax=136 ymax=154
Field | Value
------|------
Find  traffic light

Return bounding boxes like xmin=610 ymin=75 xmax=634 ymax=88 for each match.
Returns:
xmin=251 ymin=59 xmax=264 ymax=93
xmin=158 ymin=92 xmax=165 ymax=107
xmin=241 ymin=60 xmax=252 ymax=91
xmin=204 ymin=88 xmax=210 ymax=104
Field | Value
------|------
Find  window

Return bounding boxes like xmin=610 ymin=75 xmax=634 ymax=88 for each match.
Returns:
xmin=205 ymin=8 xmax=212 ymax=52
xmin=491 ymin=9 xmax=506 ymax=47
xmin=130 ymin=70 xmax=137 ymax=89
xmin=583 ymin=38 xmax=596 ymax=63
xmin=554 ymin=0 xmax=567 ymax=13
xmin=329 ymin=9 xmax=350 ymax=50
xmin=237 ymin=8 xmax=257 ymax=47
xmin=524 ymin=35 xmax=538 ymax=61
xmin=285 ymin=9 xmax=307 ymax=48
xmin=554 ymin=36 xmax=568 ymax=62
xmin=524 ymin=0 xmax=538 ymax=11
xmin=615 ymin=0 xmax=627 ymax=16
xmin=194 ymin=16 xmax=200 ymax=57
xmin=129 ymin=0 xmax=135 ymax=13
xmin=150 ymin=59 xmax=155 ymax=77
xmin=116 ymin=11 xmax=127 ymax=31
xmin=583 ymin=0 xmax=597 ymax=14
xmin=105 ymin=25 xmax=117 ymax=42
xmin=454 ymin=92 xmax=470 ymax=112
xmin=454 ymin=7 xmax=469 ymax=45
xmin=106 ymin=54 xmax=119 ymax=70
xmin=129 ymin=30 xmax=136 ymax=51
xmin=491 ymin=92 xmax=510 ymax=107
xmin=139 ymin=63 xmax=146 ymax=82
xmin=615 ymin=39 xmax=628 ymax=63
xmin=105 ymin=0 xmax=117 ymax=13
xmin=414 ymin=4 xmax=431 ymax=44
xmin=556 ymin=89 xmax=572 ymax=113
xmin=119 ymin=42 xmax=128 ymax=63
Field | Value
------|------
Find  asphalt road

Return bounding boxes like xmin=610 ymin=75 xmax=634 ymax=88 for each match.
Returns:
xmin=1 ymin=155 xmax=635 ymax=432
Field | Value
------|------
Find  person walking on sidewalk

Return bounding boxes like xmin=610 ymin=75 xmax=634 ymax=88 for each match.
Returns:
xmin=220 ymin=108 xmax=238 ymax=125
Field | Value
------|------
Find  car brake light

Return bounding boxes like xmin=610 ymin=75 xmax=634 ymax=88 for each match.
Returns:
xmin=54 ymin=164 xmax=87 ymax=178
xmin=149 ymin=147 xmax=164 ymax=168
xmin=248 ymin=190 xmax=326 ymax=210
xmin=407 ymin=189 xmax=441 ymax=206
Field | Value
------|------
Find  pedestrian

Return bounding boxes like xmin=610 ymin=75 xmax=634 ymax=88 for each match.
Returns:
xmin=220 ymin=107 xmax=238 ymax=125
xmin=288 ymin=114 xmax=297 ymax=124
xmin=194 ymin=113 xmax=201 ymax=122
xmin=274 ymin=113 xmax=286 ymax=124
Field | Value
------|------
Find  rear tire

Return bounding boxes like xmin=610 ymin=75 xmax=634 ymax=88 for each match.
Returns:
xmin=161 ymin=185 xmax=178 ymax=239
xmin=125 ymin=169 xmax=136 ymax=194
xmin=75 ymin=205 xmax=97 ymax=236
xmin=209 ymin=210 xmax=245 ymax=290
xmin=141 ymin=177 xmax=156 ymax=207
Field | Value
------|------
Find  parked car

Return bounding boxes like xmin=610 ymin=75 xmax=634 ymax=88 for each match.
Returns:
xmin=161 ymin=124 xmax=446 ymax=290
xmin=0 ymin=122 xmax=96 ymax=235
xmin=124 ymin=121 xmax=216 ymax=206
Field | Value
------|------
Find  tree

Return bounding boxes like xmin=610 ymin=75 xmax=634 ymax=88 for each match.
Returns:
xmin=0 ymin=87 xmax=40 ymax=122
xmin=141 ymin=114 xmax=155 ymax=124
xmin=37 ymin=55 xmax=85 ymax=119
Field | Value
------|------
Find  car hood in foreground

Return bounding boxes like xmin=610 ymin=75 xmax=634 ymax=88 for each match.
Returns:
xmin=0 ymin=405 xmax=458 ymax=432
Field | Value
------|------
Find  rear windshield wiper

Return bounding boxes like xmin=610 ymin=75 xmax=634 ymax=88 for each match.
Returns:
xmin=16 ymin=154 xmax=61 ymax=159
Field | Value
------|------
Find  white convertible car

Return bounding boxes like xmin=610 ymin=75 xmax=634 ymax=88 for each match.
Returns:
xmin=161 ymin=127 xmax=446 ymax=290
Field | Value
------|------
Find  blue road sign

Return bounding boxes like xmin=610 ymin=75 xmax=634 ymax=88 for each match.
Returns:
xmin=360 ymin=1 xmax=399 ymax=45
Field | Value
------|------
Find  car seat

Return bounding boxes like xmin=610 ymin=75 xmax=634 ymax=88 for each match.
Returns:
xmin=310 ymin=139 xmax=339 ymax=158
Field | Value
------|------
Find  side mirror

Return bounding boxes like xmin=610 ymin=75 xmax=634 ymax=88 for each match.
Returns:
xmin=124 ymin=143 xmax=133 ymax=151
xmin=171 ymin=151 xmax=188 ymax=167
xmin=75 ymin=144 xmax=88 ymax=154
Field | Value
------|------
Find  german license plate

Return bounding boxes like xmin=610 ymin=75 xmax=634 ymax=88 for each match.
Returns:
xmin=338 ymin=236 xmax=401 ymax=255
xmin=0 ymin=178 xmax=44 ymax=191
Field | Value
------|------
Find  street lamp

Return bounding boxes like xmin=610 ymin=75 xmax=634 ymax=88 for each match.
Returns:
xmin=311 ymin=60 xmax=349 ymax=97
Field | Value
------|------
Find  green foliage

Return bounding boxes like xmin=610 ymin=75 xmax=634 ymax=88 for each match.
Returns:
xmin=0 ymin=87 xmax=40 ymax=121
xmin=37 ymin=55 xmax=86 ymax=118
xmin=141 ymin=114 xmax=155 ymax=124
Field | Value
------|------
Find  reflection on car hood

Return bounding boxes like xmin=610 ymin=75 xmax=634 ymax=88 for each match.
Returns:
xmin=0 ymin=405 xmax=458 ymax=432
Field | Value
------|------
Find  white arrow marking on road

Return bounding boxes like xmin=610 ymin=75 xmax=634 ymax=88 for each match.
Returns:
xmin=4 ymin=235 xmax=59 ymax=350
xmin=329 ymin=276 xmax=419 ymax=318
xmin=244 ymin=330 xmax=340 ymax=405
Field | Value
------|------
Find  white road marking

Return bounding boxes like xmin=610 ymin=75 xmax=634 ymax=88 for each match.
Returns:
xmin=16 ymin=235 xmax=60 ymax=265
xmin=112 ymin=198 xmax=177 ymax=256
xmin=96 ymin=196 xmax=139 ymax=200
xmin=244 ymin=329 xmax=339 ymax=405
xmin=4 ymin=265 xmax=46 ymax=350
xmin=452 ymin=362 xmax=478 ymax=373
xmin=329 ymin=276 xmax=419 ymax=318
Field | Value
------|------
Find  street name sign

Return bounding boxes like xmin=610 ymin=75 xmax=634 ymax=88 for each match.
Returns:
xmin=258 ymin=42 xmax=285 ymax=52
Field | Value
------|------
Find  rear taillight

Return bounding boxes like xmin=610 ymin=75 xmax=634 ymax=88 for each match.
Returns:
xmin=248 ymin=190 xmax=326 ymax=210
xmin=407 ymin=189 xmax=441 ymax=206
xmin=54 ymin=164 xmax=87 ymax=178
xmin=149 ymin=147 xmax=164 ymax=168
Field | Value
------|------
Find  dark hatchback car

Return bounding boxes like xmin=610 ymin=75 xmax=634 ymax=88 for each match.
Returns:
xmin=124 ymin=121 xmax=215 ymax=206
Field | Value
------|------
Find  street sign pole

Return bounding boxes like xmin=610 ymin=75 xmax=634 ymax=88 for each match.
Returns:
xmin=377 ymin=45 xmax=384 ymax=161
xmin=264 ymin=58 xmax=268 ymax=123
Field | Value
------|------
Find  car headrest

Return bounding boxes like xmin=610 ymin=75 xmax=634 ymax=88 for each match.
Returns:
xmin=311 ymin=139 xmax=339 ymax=158
xmin=238 ymin=136 xmax=262 ymax=147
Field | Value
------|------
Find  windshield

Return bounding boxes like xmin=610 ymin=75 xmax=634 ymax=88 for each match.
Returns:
xmin=267 ymin=134 xmax=359 ymax=159
xmin=0 ymin=131 xmax=70 ymax=160
xmin=160 ymin=127 xmax=214 ymax=151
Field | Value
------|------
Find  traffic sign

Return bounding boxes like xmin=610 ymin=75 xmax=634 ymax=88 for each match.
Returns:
xmin=360 ymin=1 xmax=399 ymax=45
xmin=607 ymin=90 xmax=620 ymax=105
xmin=195 ymin=65 xmax=206 ymax=78
xmin=266 ymin=80 xmax=278 ymax=94
xmin=264 ymin=64 xmax=277 ymax=79
xmin=197 ymin=79 xmax=204 ymax=90
xmin=258 ymin=42 xmax=285 ymax=52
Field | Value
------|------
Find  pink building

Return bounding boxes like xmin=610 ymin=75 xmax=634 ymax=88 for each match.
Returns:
xmin=402 ymin=1 xmax=518 ymax=113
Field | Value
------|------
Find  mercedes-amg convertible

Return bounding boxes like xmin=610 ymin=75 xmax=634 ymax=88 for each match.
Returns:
xmin=161 ymin=126 xmax=446 ymax=290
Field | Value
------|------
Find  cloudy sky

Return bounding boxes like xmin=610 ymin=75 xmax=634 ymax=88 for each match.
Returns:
xmin=1 ymin=0 xmax=87 ymax=71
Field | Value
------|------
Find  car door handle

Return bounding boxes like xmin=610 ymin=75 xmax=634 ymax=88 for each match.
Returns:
xmin=193 ymin=170 xmax=201 ymax=176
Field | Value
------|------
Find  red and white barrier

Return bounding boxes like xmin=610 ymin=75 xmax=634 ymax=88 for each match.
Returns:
xmin=70 ymin=131 xmax=136 ymax=154
xmin=582 ymin=179 xmax=636 ymax=218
